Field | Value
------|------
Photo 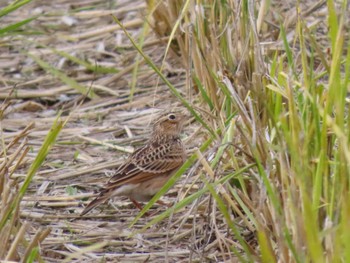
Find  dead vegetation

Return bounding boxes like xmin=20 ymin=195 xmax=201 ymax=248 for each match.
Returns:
xmin=1 ymin=0 xmax=218 ymax=262
xmin=1 ymin=0 xmax=350 ymax=262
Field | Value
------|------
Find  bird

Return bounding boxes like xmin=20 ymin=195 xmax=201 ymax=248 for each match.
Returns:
xmin=80 ymin=110 xmax=187 ymax=216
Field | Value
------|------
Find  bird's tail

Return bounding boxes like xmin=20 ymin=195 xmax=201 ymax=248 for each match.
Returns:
xmin=80 ymin=193 xmax=109 ymax=216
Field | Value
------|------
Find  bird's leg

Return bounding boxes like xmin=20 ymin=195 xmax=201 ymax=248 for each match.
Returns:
xmin=130 ymin=198 xmax=170 ymax=209
xmin=130 ymin=198 xmax=152 ymax=217
xmin=130 ymin=198 xmax=143 ymax=210
xmin=130 ymin=199 xmax=173 ymax=216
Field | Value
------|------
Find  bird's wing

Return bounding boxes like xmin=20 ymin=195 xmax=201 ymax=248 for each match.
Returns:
xmin=80 ymin=140 xmax=185 ymax=216
xmin=105 ymin=140 xmax=185 ymax=189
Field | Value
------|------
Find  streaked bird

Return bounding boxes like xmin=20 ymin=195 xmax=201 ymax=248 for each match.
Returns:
xmin=81 ymin=111 xmax=186 ymax=216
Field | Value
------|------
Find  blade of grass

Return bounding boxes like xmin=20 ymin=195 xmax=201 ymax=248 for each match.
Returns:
xmin=112 ymin=15 xmax=216 ymax=138
xmin=0 ymin=117 xmax=64 ymax=230
xmin=280 ymin=23 xmax=296 ymax=78
xmin=258 ymin=230 xmax=277 ymax=263
xmin=193 ymin=75 xmax=214 ymax=111
xmin=160 ymin=0 xmax=190 ymax=66
xmin=27 ymin=53 xmax=97 ymax=99
xmin=0 ymin=15 xmax=39 ymax=36
xmin=5 ymin=222 xmax=28 ymax=261
xmin=0 ymin=0 xmax=33 ymax=18
xmin=136 ymin=163 xmax=255 ymax=232
xmin=51 ymin=49 xmax=119 ymax=74
xmin=204 ymin=176 xmax=256 ymax=263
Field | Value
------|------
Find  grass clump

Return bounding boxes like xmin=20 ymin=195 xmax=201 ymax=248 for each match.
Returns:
xmin=142 ymin=0 xmax=350 ymax=261
xmin=0 ymin=108 xmax=63 ymax=262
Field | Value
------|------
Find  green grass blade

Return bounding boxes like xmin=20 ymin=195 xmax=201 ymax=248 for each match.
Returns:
xmin=204 ymin=177 xmax=255 ymax=263
xmin=0 ymin=15 xmax=38 ymax=36
xmin=27 ymin=53 xmax=97 ymax=99
xmin=193 ymin=75 xmax=214 ymax=110
xmin=258 ymin=230 xmax=277 ymax=263
xmin=51 ymin=49 xmax=119 ymax=74
xmin=137 ymin=163 xmax=255 ymax=232
xmin=280 ymin=23 xmax=296 ymax=77
xmin=0 ymin=117 xmax=64 ymax=230
xmin=0 ymin=0 xmax=33 ymax=18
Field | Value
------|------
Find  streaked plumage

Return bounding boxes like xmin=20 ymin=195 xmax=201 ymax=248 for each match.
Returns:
xmin=81 ymin=111 xmax=186 ymax=216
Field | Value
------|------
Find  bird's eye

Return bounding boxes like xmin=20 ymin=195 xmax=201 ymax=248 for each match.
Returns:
xmin=168 ymin=114 xmax=176 ymax=120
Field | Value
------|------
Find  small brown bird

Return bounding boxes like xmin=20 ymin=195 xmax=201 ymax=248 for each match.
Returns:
xmin=81 ymin=111 xmax=186 ymax=216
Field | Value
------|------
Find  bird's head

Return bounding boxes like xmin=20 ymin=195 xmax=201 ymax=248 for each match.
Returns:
xmin=151 ymin=111 xmax=186 ymax=140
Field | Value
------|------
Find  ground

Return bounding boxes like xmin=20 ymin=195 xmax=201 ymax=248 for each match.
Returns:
xmin=1 ymin=0 xmax=345 ymax=262
xmin=1 ymin=0 xmax=214 ymax=262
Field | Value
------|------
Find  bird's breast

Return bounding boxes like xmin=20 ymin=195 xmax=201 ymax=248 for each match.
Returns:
xmin=128 ymin=172 xmax=175 ymax=201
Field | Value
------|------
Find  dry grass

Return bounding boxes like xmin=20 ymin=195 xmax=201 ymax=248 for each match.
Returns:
xmin=146 ymin=0 xmax=349 ymax=262
xmin=1 ymin=0 xmax=349 ymax=262
xmin=1 ymin=0 xmax=214 ymax=262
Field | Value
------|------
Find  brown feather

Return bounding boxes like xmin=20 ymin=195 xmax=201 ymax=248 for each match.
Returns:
xmin=81 ymin=111 xmax=186 ymax=216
